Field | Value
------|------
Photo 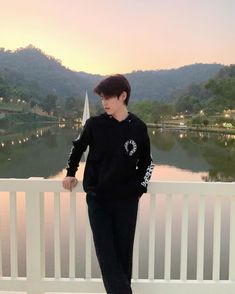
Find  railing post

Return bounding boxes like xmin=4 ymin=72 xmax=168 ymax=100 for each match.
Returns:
xmin=69 ymin=191 xmax=76 ymax=278
xmin=197 ymin=194 xmax=205 ymax=281
xmin=132 ymin=203 xmax=140 ymax=280
xmin=85 ymin=201 xmax=92 ymax=279
xmin=10 ymin=191 xmax=18 ymax=278
xmin=164 ymin=193 xmax=172 ymax=281
xmin=148 ymin=192 xmax=156 ymax=280
xmin=213 ymin=194 xmax=221 ymax=281
xmin=0 ymin=194 xmax=2 ymax=277
xmin=229 ymin=195 xmax=235 ymax=281
xmin=180 ymin=194 xmax=189 ymax=281
xmin=26 ymin=186 xmax=44 ymax=294
xmin=54 ymin=192 xmax=61 ymax=279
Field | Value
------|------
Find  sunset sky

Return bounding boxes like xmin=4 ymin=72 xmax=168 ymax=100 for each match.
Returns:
xmin=1 ymin=0 xmax=234 ymax=75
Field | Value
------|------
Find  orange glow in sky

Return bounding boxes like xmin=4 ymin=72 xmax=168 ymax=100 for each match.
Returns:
xmin=1 ymin=0 xmax=235 ymax=75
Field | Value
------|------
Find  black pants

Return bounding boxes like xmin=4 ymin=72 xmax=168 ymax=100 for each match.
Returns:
xmin=86 ymin=193 xmax=139 ymax=294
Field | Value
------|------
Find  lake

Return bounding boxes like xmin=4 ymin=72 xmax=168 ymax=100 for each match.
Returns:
xmin=1 ymin=123 xmax=235 ymax=181
xmin=0 ymin=123 xmax=235 ymax=279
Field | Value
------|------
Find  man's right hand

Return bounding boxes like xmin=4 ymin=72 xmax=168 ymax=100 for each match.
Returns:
xmin=62 ymin=176 xmax=78 ymax=192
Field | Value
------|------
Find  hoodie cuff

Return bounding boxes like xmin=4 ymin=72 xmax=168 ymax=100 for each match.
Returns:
xmin=66 ymin=170 xmax=76 ymax=177
xmin=137 ymin=183 xmax=147 ymax=198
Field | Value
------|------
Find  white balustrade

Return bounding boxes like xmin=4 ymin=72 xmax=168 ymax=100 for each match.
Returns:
xmin=0 ymin=179 xmax=235 ymax=294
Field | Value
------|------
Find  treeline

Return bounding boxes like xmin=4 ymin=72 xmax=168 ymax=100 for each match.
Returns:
xmin=174 ymin=65 xmax=235 ymax=115
xmin=128 ymin=65 xmax=235 ymax=122
xmin=129 ymin=100 xmax=174 ymax=123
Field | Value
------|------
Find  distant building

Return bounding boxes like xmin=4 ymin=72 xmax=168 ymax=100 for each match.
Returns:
xmin=32 ymin=105 xmax=54 ymax=117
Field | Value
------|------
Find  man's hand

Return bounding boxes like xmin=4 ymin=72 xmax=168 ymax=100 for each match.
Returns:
xmin=62 ymin=176 xmax=78 ymax=192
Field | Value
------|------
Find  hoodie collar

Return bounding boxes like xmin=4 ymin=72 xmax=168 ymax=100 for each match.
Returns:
xmin=103 ymin=112 xmax=134 ymax=123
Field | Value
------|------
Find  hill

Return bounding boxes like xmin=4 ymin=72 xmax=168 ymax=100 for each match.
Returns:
xmin=0 ymin=45 xmax=224 ymax=104
xmin=175 ymin=64 xmax=235 ymax=114
xmin=126 ymin=63 xmax=223 ymax=101
xmin=0 ymin=45 xmax=100 ymax=103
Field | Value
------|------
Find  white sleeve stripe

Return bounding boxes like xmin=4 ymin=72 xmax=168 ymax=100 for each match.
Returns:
xmin=140 ymin=160 xmax=155 ymax=188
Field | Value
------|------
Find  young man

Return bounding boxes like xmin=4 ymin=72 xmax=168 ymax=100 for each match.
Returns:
xmin=63 ymin=74 xmax=154 ymax=294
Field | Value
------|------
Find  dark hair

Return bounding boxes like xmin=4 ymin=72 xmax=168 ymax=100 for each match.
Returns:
xmin=94 ymin=74 xmax=131 ymax=105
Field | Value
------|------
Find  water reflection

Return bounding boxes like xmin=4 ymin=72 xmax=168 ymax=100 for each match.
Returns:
xmin=1 ymin=124 xmax=235 ymax=181
xmin=0 ymin=124 xmax=81 ymax=178
xmin=149 ymin=129 xmax=235 ymax=182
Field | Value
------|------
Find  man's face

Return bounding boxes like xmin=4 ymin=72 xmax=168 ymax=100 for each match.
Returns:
xmin=100 ymin=92 xmax=126 ymax=116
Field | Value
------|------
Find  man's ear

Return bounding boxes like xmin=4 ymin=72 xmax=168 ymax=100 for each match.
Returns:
xmin=120 ymin=91 xmax=127 ymax=103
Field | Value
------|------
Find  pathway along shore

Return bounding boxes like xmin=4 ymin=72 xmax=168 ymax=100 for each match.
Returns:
xmin=147 ymin=123 xmax=235 ymax=134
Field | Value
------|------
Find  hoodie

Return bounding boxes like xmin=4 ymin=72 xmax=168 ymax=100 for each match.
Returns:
xmin=66 ymin=112 xmax=154 ymax=199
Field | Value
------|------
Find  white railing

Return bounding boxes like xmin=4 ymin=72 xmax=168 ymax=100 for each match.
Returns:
xmin=0 ymin=179 xmax=235 ymax=294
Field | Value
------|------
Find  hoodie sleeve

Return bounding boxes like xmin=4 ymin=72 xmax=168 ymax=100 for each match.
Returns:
xmin=136 ymin=125 xmax=154 ymax=195
xmin=66 ymin=119 xmax=92 ymax=177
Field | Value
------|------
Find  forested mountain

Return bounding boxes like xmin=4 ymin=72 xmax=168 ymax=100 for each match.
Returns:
xmin=0 ymin=45 xmax=224 ymax=105
xmin=175 ymin=65 xmax=235 ymax=114
xmin=0 ymin=45 xmax=100 ymax=103
xmin=126 ymin=63 xmax=223 ymax=101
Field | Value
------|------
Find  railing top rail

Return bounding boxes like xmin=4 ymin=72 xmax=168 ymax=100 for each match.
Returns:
xmin=148 ymin=181 xmax=235 ymax=196
xmin=0 ymin=178 xmax=235 ymax=195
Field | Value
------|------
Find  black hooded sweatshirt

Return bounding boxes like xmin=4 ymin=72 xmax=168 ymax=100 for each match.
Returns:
xmin=66 ymin=112 xmax=154 ymax=199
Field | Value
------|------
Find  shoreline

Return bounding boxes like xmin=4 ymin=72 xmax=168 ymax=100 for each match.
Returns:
xmin=1 ymin=121 xmax=235 ymax=136
xmin=146 ymin=123 xmax=235 ymax=134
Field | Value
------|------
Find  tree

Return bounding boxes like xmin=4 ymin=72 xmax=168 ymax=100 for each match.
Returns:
xmin=0 ymin=76 xmax=10 ymax=98
xmin=41 ymin=94 xmax=57 ymax=114
xmin=65 ymin=97 xmax=76 ymax=110
xmin=29 ymin=100 xmax=37 ymax=108
xmin=129 ymin=101 xmax=154 ymax=123
xmin=203 ymin=119 xmax=209 ymax=127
